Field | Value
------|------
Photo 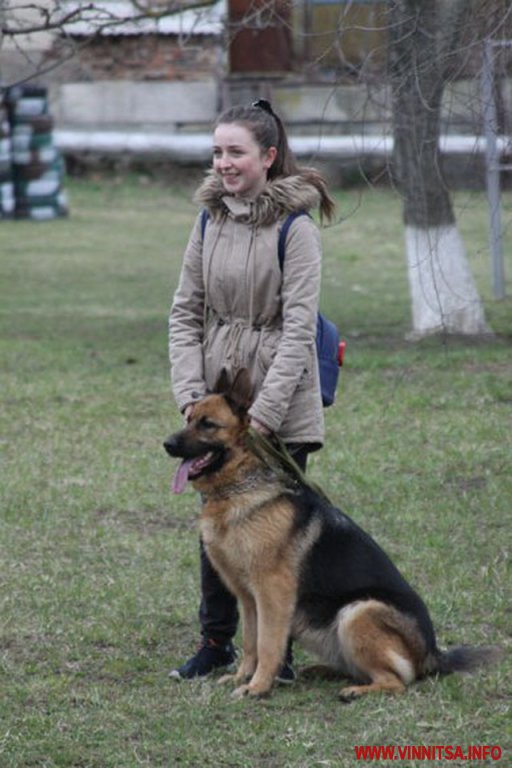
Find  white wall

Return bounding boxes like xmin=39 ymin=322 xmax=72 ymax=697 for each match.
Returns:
xmin=51 ymin=80 xmax=218 ymax=129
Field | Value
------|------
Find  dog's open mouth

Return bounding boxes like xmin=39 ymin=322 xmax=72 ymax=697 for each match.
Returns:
xmin=172 ymin=452 xmax=217 ymax=494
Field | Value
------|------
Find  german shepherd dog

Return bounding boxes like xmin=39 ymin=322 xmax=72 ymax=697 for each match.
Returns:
xmin=164 ymin=369 xmax=499 ymax=700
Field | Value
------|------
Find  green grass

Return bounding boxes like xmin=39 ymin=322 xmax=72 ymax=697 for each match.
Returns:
xmin=1 ymin=176 xmax=511 ymax=767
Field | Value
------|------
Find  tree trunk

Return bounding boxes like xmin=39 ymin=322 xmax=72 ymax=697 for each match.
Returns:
xmin=389 ymin=0 xmax=490 ymax=337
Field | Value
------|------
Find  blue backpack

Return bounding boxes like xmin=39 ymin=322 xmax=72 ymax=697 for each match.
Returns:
xmin=200 ymin=209 xmax=343 ymax=407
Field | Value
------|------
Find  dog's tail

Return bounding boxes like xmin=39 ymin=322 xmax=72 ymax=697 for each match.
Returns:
xmin=424 ymin=645 xmax=503 ymax=676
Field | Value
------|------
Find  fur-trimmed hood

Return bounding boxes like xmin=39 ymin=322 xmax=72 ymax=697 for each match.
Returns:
xmin=193 ymin=170 xmax=322 ymax=227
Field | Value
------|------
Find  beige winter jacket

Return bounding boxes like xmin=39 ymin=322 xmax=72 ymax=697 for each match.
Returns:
xmin=168 ymin=171 xmax=325 ymax=447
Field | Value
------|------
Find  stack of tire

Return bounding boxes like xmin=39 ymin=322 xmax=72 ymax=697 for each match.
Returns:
xmin=7 ymin=85 xmax=68 ymax=221
xmin=0 ymin=99 xmax=15 ymax=219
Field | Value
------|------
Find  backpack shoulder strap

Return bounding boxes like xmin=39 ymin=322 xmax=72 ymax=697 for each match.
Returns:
xmin=200 ymin=208 xmax=209 ymax=240
xmin=277 ymin=211 xmax=310 ymax=271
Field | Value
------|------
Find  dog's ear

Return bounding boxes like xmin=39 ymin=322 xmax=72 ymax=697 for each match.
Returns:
xmin=230 ymin=369 xmax=253 ymax=410
xmin=214 ymin=368 xmax=231 ymax=395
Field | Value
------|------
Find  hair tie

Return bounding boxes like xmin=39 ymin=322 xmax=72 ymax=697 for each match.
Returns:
xmin=252 ymin=99 xmax=275 ymax=117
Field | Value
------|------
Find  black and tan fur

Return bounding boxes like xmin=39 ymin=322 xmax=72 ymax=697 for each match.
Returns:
xmin=164 ymin=370 xmax=500 ymax=700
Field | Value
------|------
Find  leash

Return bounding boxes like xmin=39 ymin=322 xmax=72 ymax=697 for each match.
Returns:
xmin=244 ymin=428 xmax=333 ymax=505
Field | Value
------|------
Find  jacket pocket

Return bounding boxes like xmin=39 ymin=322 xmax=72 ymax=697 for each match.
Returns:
xmin=255 ymin=331 xmax=279 ymax=381
xmin=295 ymin=341 xmax=316 ymax=392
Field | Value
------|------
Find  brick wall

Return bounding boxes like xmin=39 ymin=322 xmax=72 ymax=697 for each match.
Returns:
xmin=47 ymin=35 xmax=218 ymax=82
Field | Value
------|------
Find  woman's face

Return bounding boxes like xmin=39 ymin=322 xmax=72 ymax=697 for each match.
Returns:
xmin=213 ymin=122 xmax=277 ymax=199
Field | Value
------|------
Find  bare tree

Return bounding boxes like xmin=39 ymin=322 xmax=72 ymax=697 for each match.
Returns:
xmin=388 ymin=0 xmax=503 ymax=337
xmin=0 ymin=0 xmax=216 ymax=86
xmin=2 ymin=0 xmax=509 ymax=337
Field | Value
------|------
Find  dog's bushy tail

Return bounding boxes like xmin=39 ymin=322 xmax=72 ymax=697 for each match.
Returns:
xmin=425 ymin=645 xmax=503 ymax=676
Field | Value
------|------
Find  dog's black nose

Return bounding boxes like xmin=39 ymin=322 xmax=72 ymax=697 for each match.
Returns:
xmin=163 ymin=436 xmax=178 ymax=456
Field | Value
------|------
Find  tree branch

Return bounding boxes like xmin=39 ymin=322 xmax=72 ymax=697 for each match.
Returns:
xmin=1 ymin=0 xmax=217 ymax=37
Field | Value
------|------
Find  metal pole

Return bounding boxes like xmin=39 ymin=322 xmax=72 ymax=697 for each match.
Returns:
xmin=482 ymin=39 xmax=506 ymax=300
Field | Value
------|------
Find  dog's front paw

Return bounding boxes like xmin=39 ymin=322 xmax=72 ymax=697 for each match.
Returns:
xmin=218 ymin=673 xmax=236 ymax=686
xmin=232 ymin=683 xmax=268 ymax=699
xmin=232 ymin=681 xmax=272 ymax=699
xmin=232 ymin=683 xmax=251 ymax=699
xmin=218 ymin=669 xmax=252 ymax=686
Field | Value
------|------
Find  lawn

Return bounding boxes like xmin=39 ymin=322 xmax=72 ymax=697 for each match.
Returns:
xmin=0 ymin=176 xmax=510 ymax=767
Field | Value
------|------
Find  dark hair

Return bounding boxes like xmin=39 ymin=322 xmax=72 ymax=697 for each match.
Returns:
xmin=214 ymin=101 xmax=335 ymax=222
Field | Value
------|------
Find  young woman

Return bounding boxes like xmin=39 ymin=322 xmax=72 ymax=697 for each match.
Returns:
xmin=168 ymin=99 xmax=335 ymax=680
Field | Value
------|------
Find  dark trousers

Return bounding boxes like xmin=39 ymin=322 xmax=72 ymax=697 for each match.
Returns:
xmin=198 ymin=444 xmax=310 ymax=642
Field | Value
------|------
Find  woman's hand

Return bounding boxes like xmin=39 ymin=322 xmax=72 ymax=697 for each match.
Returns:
xmin=183 ymin=404 xmax=195 ymax=422
xmin=250 ymin=416 xmax=272 ymax=436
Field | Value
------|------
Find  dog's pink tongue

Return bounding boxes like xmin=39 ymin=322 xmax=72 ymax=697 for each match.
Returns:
xmin=172 ymin=459 xmax=194 ymax=494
